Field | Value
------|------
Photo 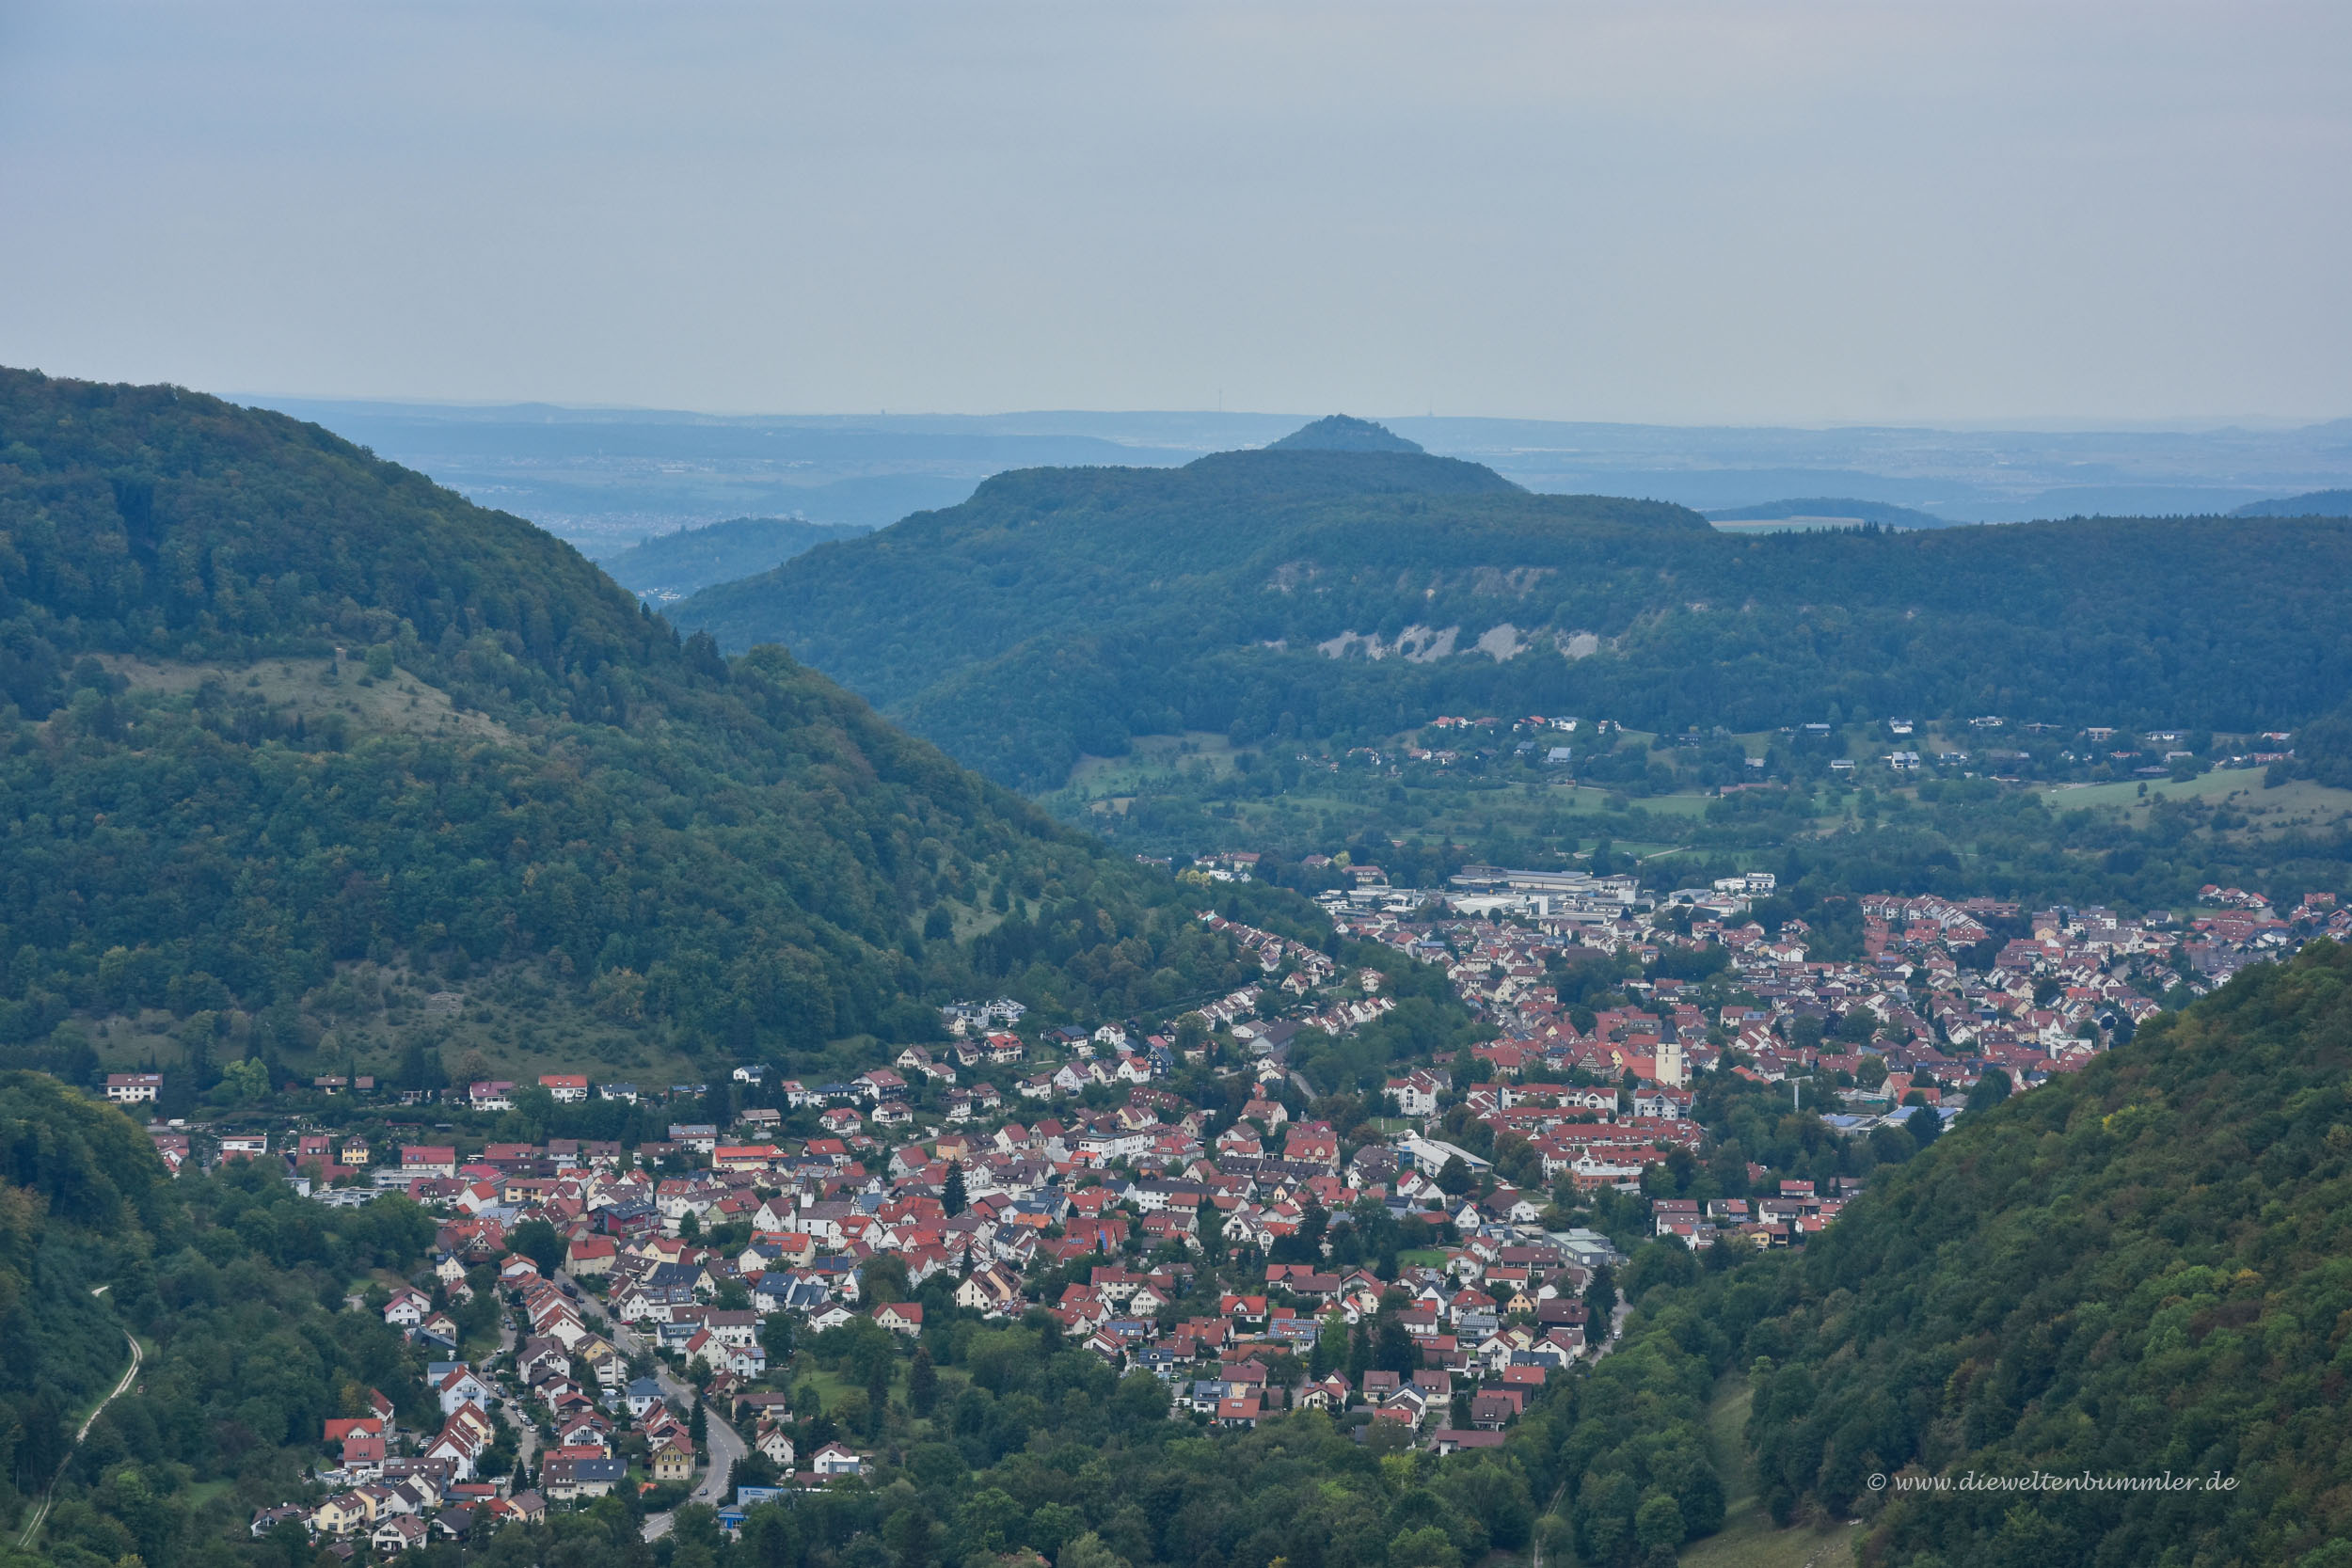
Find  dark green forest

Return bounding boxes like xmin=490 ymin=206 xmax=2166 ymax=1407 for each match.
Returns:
xmin=672 ymin=436 xmax=2352 ymax=789
xmin=1740 ymin=938 xmax=2352 ymax=1566
xmin=0 ymin=370 xmax=1293 ymax=1075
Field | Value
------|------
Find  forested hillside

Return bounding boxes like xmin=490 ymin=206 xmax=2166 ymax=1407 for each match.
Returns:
xmin=673 ymin=424 xmax=2352 ymax=789
xmin=1740 ymin=939 xmax=2352 ymax=1566
xmin=0 ymin=1070 xmax=457 ymax=1567
xmin=0 ymin=370 xmax=1276 ymax=1088
xmin=1 ymin=1071 xmax=159 ymax=1515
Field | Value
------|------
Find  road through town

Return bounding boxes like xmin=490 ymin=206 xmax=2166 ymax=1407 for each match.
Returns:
xmin=548 ymin=1271 xmax=744 ymax=1542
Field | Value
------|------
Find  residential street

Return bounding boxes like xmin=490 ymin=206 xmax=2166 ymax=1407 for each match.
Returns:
xmin=495 ymin=1309 xmax=538 ymax=1481
xmin=620 ymin=1310 xmax=744 ymax=1540
xmin=550 ymin=1272 xmax=743 ymax=1541
xmin=1588 ymin=1299 xmax=1631 ymax=1362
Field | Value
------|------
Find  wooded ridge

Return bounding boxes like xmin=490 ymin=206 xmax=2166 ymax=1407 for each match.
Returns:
xmin=672 ymin=424 xmax=2352 ymax=791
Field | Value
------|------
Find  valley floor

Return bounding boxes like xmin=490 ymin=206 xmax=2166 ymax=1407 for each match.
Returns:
xmin=1048 ymin=721 xmax=2352 ymax=922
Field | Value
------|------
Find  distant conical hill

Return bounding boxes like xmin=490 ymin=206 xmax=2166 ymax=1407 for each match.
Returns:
xmin=1265 ymin=414 xmax=1424 ymax=453
xmin=670 ymin=423 xmax=1706 ymax=787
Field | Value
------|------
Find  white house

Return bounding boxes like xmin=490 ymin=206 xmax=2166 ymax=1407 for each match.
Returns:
xmin=372 ymin=1517 xmax=429 ymax=1553
xmin=104 ymin=1073 xmax=163 ymax=1104
xmin=811 ymin=1443 xmax=864 ymax=1476
xmin=538 ymin=1073 xmax=589 ymax=1103
xmin=436 ymin=1367 xmax=494 ymax=1416
xmin=755 ymin=1426 xmax=795 ymax=1467
xmin=1384 ymin=1069 xmax=1444 ymax=1119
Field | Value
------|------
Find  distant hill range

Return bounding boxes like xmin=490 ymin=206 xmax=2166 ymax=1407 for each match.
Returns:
xmin=1705 ymin=496 xmax=1953 ymax=531
xmin=2234 ymin=487 xmax=2352 ymax=518
xmin=264 ymin=398 xmax=2352 ymax=540
xmin=597 ymin=515 xmax=871 ymax=601
xmin=671 ymin=417 xmax=2352 ymax=791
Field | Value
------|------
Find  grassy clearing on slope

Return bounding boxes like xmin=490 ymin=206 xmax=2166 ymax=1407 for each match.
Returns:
xmin=1067 ymin=732 xmax=1246 ymax=793
xmin=1225 ymin=782 xmax=1716 ymax=847
xmin=1677 ymin=1374 xmax=1857 ymax=1568
xmin=2037 ymin=768 xmax=2258 ymax=812
xmin=2218 ymin=777 xmax=2352 ymax=837
xmin=97 ymin=655 xmax=516 ymax=745
xmin=85 ymin=957 xmax=707 ymax=1088
xmin=2039 ymin=770 xmax=2352 ymax=841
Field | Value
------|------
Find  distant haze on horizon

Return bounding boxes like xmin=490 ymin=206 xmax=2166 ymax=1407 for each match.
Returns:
xmin=2 ymin=2 xmax=2347 ymax=426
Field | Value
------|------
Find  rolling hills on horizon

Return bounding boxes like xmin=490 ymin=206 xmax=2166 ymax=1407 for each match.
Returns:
xmin=260 ymin=396 xmax=2352 ymax=546
xmin=671 ymin=419 xmax=2352 ymax=791
xmin=2234 ymin=488 xmax=2352 ymax=519
xmin=1703 ymin=497 xmax=1951 ymax=530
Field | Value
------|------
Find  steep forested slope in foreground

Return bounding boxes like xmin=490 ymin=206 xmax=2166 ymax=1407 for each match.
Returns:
xmin=1744 ymin=939 xmax=2352 ymax=1567
xmin=0 ymin=1069 xmax=474 ymax=1568
xmin=674 ymin=424 xmax=2352 ymax=790
xmin=0 ymin=1072 xmax=160 ymax=1526
xmin=0 ymin=370 xmax=1274 ymax=1085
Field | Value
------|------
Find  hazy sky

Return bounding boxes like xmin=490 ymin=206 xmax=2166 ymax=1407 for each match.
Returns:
xmin=2 ymin=2 xmax=2346 ymax=424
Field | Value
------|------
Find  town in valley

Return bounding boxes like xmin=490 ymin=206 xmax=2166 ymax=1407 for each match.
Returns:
xmin=119 ymin=850 xmax=2346 ymax=1550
